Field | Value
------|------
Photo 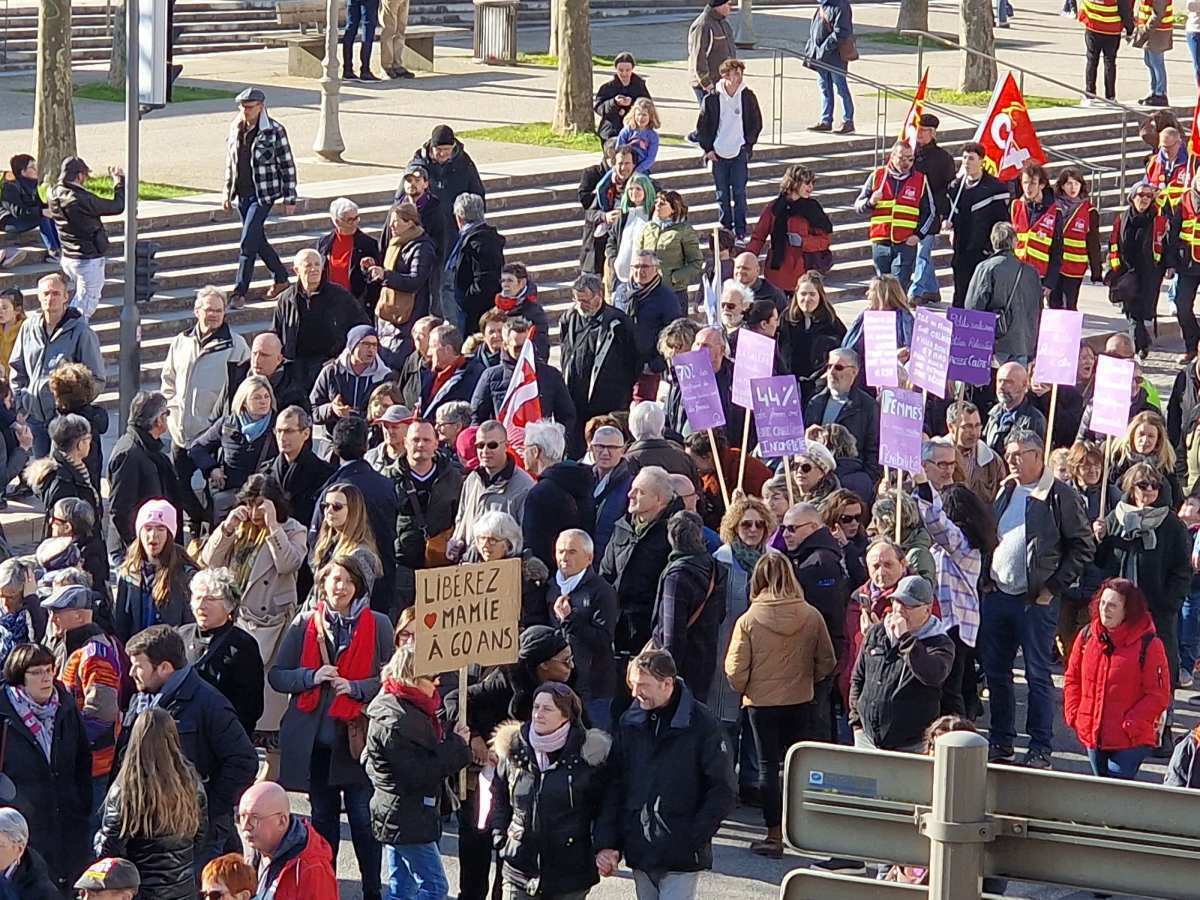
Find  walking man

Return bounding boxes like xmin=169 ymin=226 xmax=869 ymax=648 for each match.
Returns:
xmin=222 ymin=88 xmax=297 ymax=310
xmin=48 ymin=157 xmax=125 ymax=319
xmin=697 ymin=59 xmax=762 ymax=243
xmin=687 ymin=0 xmax=735 ymax=106
xmin=855 ymin=141 xmax=936 ymax=291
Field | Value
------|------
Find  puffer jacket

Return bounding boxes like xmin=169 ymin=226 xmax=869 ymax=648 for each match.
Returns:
xmin=1063 ymin=612 xmax=1170 ymax=750
xmin=638 ymin=220 xmax=703 ymax=293
xmin=49 ymin=179 xmax=124 ymax=259
xmin=160 ymin=323 xmax=250 ymax=447
xmin=364 ymin=684 xmax=471 ymax=846
xmin=725 ymin=594 xmax=837 ymax=708
xmin=10 ymin=309 xmax=106 ymax=426
xmin=650 ymin=551 xmax=728 ymax=704
xmin=96 ymin=772 xmax=208 ymax=900
xmin=489 ymin=721 xmax=611 ymax=897
xmin=187 ymin=412 xmax=278 ymax=492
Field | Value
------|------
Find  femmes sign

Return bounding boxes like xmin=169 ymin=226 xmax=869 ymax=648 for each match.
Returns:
xmin=414 ymin=558 xmax=521 ymax=677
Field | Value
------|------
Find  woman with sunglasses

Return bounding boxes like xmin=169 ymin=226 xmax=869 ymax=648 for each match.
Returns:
xmin=113 ymin=499 xmax=198 ymax=642
xmin=1105 ymin=180 xmax=1169 ymax=358
xmin=822 ymin=488 xmax=868 ymax=589
xmin=96 ymin=708 xmax=207 ymax=900
xmin=200 ymin=853 xmax=257 ymax=900
xmin=793 ymin=443 xmax=841 ymax=511
xmin=712 ymin=496 xmax=776 ymax=802
xmin=725 ymin=551 xmax=836 ymax=857
xmin=1094 ymin=462 xmax=1192 ymax=754
xmin=307 ymin=482 xmax=382 ymax=607
xmin=747 ymin=165 xmax=834 ymax=294
xmin=1112 ymin=410 xmax=1181 ymax=509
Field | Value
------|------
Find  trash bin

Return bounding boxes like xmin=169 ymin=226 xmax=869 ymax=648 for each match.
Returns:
xmin=473 ymin=0 xmax=519 ymax=65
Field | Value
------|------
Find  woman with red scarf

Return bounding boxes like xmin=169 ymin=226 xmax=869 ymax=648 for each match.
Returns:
xmin=365 ymin=641 xmax=471 ymax=900
xmin=269 ymin=553 xmax=393 ymax=900
xmin=494 ymin=263 xmax=551 ymax=363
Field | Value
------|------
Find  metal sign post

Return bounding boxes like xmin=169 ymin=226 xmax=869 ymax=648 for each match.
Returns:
xmin=120 ymin=0 xmax=141 ymax=430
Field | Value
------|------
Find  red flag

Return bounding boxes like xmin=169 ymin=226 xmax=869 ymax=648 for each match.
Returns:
xmin=498 ymin=336 xmax=541 ymax=448
xmin=899 ymin=69 xmax=929 ymax=150
xmin=1189 ymin=93 xmax=1200 ymax=160
xmin=971 ymin=72 xmax=1046 ymax=181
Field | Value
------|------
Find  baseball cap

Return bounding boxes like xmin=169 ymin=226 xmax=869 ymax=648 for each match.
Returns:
xmin=404 ymin=163 xmax=429 ymax=181
xmin=892 ymin=575 xmax=934 ymax=608
xmin=75 ymin=858 xmax=141 ymax=892
xmin=39 ymin=584 xmax=93 ymax=612
xmin=375 ymin=404 xmax=414 ymax=425
xmin=236 ymin=87 xmax=266 ymax=105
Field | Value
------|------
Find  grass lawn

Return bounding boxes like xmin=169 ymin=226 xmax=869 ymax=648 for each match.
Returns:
xmin=83 ymin=175 xmax=203 ymax=201
xmin=73 ymin=82 xmax=239 ymax=103
xmin=459 ymin=121 xmax=687 ymax=152
xmin=858 ymin=31 xmax=923 ymax=46
xmin=517 ymin=52 xmax=663 ymax=68
xmin=927 ymin=88 xmax=1074 ymax=109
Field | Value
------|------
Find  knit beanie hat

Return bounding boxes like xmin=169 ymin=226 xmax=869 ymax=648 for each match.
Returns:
xmin=518 ymin=625 xmax=569 ymax=667
xmin=135 ymin=498 xmax=178 ymax=538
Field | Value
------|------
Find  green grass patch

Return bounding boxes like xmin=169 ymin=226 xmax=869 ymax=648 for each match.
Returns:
xmin=73 ymin=82 xmax=239 ymax=103
xmin=83 ymin=175 xmax=203 ymax=201
xmin=459 ymin=121 xmax=687 ymax=152
xmin=927 ymin=88 xmax=1074 ymax=109
xmin=858 ymin=31 xmax=923 ymax=46
xmin=517 ymin=52 xmax=663 ymax=68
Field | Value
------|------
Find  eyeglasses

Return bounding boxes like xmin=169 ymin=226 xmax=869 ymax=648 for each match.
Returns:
xmin=739 ymin=519 xmax=767 ymax=530
xmin=929 ymin=460 xmax=957 ymax=470
xmin=236 ymin=811 xmax=285 ymax=829
xmin=1135 ymin=192 xmax=1157 ymax=200
xmin=49 ymin=515 xmax=70 ymax=527
xmin=274 ymin=426 xmax=303 ymax=436
xmin=630 ymin=263 xmax=656 ymax=270
xmin=1134 ymin=480 xmax=1160 ymax=492
xmin=322 ymin=500 xmax=346 ymax=512
xmin=475 ymin=440 xmax=501 ymax=451
xmin=201 ymin=891 xmax=228 ymax=900
xmin=591 ymin=443 xmax=623 ymax=453
xmin=829 ymin=363 xmax=850 ymax=372
xmin=782 ymin=523 xmax=811 ymax=533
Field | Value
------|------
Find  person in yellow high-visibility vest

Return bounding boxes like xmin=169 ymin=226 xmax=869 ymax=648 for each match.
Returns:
xmin=853 ymin=142 xmax=936 ymax=294
xmin=1136 ymin=0 xmax=1175 ymax=106
xmin=1078 ymin=0 xmax=1135 ymax=103
xmin=1167 ymin=168 xmax=1200 ymax=363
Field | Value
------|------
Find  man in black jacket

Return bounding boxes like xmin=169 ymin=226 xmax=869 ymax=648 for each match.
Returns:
xmin=445 ymin=193 xmax=505 ymax=338
xmin=910 ymin=115 xmax=957 ymax=304
xmin=393 ymin=164 xmax=447 ymax=264
xmin=805 ymin=348 xmax=881 ymax=481
xmin=696 ymin=59 xmax=762 ymax=241
xmin=559 ymin=273 xmax=640 ymax=453
xmin=420 ymin=323 xmax=485 ymax=423
xmin=48 ymin=156 xmax=124 ymax=319
xmin=948 ymin=142 xmax=1011 ymax=308
xmin=849 ymin=575 xmax=955 ymax=751
xmin=1 ymin=154 xmax=60 ymax=263
xmin=594 ymin=53 xmax=652 ymax=139
xmin=983 ymin=362 xmax=1047 ymax=454
xmin=122 ymin=625 xmax=257 ymax=867
xmin=595 ymin=649 xmax=735 ymax=898
xmin=520 ymin=421 xmax=596 ymax=570
xmin=470 ymin=317 xmax=577 ymax=439
xmin=409 ymin=125 xmax=485 ymax=249
xmin=227 ymin=332 xmax=309 ymax=413
xmin=263 ymin=406 xmax=335 ymax=528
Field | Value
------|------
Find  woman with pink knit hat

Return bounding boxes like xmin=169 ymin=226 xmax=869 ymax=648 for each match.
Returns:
xmin=113 ymin=499 xmax=198 ymax=642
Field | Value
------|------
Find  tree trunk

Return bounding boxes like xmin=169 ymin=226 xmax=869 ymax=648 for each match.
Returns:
xmin=552 ymin=0 xmax=592 ymax=136
xmin=34 ymin=0 xmax=77 ymax=182
xmin=960 ymin=0 xmax=997 ymax=92
xmin=895 ymin=0 xmax=929 ymax=33
xmin=108 ymin=1 xmax=127 ymax=91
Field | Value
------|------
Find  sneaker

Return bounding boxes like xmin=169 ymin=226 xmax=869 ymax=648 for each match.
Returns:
xmin=394 ymin=66 xmax=416 ymax=79
xmin=987 ymin=745 xmax=1016 ymax=763
xmin=1180 ymin=670 xmax=1195 ymax=688
xmin=836 ymin=120 xmax=856 ymax=134
xmin=811 ymin=858 xmax=867 ymax=875
xmin=359 ymin=70 xmax=381 ymax=82
xmin=1021 ymin=749 xmax=1053 ymax=769
xmin=1079 ymin=97 xmax=1104 ymax=108
xmin=808 ymin=121 xmax=833 ymax=132
xmin=265 ymin=281 xmax=290 ymax=300
xmin=0 ymin=248 xmax=30 ymax=269
xmin=342 ymin=70 xmax=358 ymax=81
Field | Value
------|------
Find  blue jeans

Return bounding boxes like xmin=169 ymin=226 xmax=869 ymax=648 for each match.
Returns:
xmin=979 ymin=590 xmax=1058 ymax=754
xmin=1144 ymin=49 xmax=1168 ymax=96
xmin=692 ymin=84 xmax=709 ymax=107
xmin=585 ymin=697 xmax=613 ymax=732
xmin=909 ymin=232 xmax=939 ymax=297
xmin=343 ymin=0 xmax=380 ymax=70
xmin=712 ymin=148 xmax=749 ymax=236
xmin=235 ymin=195 xmax=289 ymax=296
xmin=385 ymin=842 xmax=450 ymax=900
xmin=3 ymin=217 xmax=60 ymax=253
xmin=1180 ymin=590 xmax=1200 ymax=674
xmin=995 ymin=0 xmax=1012 ymax=24
xmin=870 ymin=240 xmax=918 ymax=292
xmin=309 ymin=748 xmax=382 ymax=896
xmin=1086 ymin=746 xmax=1150 ymax=779
xmin=1189 ymin=31 xmax=1200 ymax=87
xmin=817 ymin=68 xmax=854 ymax=125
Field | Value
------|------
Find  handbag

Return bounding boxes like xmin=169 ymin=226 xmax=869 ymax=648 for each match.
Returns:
xmin=802 ymin=228 xmax=834 ymax=274
xmin=376 ymin=286 xmax=416 ymax=327
xmin=313 ymin=609 xmax=369 ymax=760
xmin=819 ymin=7 xmax=859 ymax=63
xmin=1109 ymin=270 xmax=1140 ymax=305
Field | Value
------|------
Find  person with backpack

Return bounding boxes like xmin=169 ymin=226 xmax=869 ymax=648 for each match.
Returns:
xmin=1063 ymin=577 xmax=1171 ymax=779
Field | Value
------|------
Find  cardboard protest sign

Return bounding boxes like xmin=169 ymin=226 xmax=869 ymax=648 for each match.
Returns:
xmin=878 ymin=387 xmax=925 ymax=474
xmin=752 ymin=375 xmax=806 ymax=458
xmin=863 ymin=310 xmax=899 ymax=387
xmin=672 ymin=349 xmax=726 ymax=431
xmin=414 ymin=558 xmax=521 ymax=677
xmin=1034 ymin=309 xmax=1084 ymax=386
xmin=731 ymin=329 xmax=776 ymax=408
xmin=908 ymin=308 xmax=954 ymax=398
xmin=1090 ymin=355 xmax=1136 ymax=438
xmin=946 ymin=308 xmax=997 ymax=386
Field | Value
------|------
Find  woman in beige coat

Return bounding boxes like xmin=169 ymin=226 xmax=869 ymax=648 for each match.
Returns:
xmin=201 ymin=472 xmax=306 ymax=755
xmin=725 ymin=550 xmax=836 ymax=858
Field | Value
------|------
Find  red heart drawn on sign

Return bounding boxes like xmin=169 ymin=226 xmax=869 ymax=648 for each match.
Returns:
xmin=423 ymin=613 xmax=438 ymax=629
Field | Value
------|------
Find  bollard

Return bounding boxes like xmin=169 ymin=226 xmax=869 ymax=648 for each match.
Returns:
xmin=924 ymin=731 xmax=989 ymax=900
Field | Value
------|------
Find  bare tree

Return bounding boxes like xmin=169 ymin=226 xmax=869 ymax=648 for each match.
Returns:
xmin=960 ymin=0 xmax=997 ymax=92
xmin=34 ymin=0 xmax=77 ymax=182
xmin=108 ymin=0 xmax=127 ymax=90
xmin=552 ymin=0 xmax=593 ymax=136
xmin=896 ymin=0 xmax=929 ymax=33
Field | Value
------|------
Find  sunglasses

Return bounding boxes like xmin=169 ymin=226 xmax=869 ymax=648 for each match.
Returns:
xmin=782 ymin=523 xmax=807 ymax=533
xmin=721 ymin=303 xmax=741 ymax=311
xmin=829 ymin=363 xmax=850 ymax=372
xmin=837 ymin=513 xmax=860 ymax=525
xmin=201 ymin=892 xmax=227 ymax=900
xmin=798 ymin=463 xmax=815 ymax=474
xmin=475 ymin=440 xmax=501 ymax=451
xmin=322 ymin=500 xmax=346 ymax=512
xmin=739 ymin=519 xmax=767 ymax=529
xmin=1134 ymin=481 xmax=1160 ymax=491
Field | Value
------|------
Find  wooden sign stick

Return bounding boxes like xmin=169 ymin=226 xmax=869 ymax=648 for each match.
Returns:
xmin=737 ymin=412 xmax=752 ymax=494
xmin=1043 ymin=383 xmax=1059 ymax=466
xmin=709 ymin=427 xmax=731 ymax=506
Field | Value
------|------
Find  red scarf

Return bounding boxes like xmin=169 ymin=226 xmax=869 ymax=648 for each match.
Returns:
xmin=296 ymin=604 xmax=378 ymax=721
xmin=383 ymin=677 xmax=444 ymax=739
xmin=429 ymin=355 xmax=466 ymax=399
xmin=494 ymin=292 xmax=521 ymax=313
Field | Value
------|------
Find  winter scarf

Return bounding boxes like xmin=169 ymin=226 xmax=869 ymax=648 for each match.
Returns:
xmin=383 ymin=678 xmax=443 ymax=739
xmin=731 ymin=539 xmax=765 ymax=575
xmin=6 ymin=685 xmax=58 ymax=762
xmin=238 ymin=411 xmax=271 ymax=443
xmin=296 ymin=600 xmax=377 ymax=721
xmin=768 ymin=194 xmax=820 ymax=269
xmin=494 ymin=284 xmax=529 ymax=314
xmin=0 ymin=608 xmax=30 ymax=667
xmin=529 ymin=719 xmax=571 ymax=770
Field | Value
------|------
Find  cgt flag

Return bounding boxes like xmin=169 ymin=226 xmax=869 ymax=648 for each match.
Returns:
xmin=899 ymin=69 xmax=929 ymax=150
xmin=972 ymin=72 xmax=1046 ymax=181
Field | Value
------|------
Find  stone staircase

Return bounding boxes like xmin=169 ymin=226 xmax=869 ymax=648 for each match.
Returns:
xmin=0 ymin=109 xmax=1153 ymax=414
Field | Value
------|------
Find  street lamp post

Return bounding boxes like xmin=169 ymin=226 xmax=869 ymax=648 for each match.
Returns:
xmin=734 ymin=0 xmax=757 ymax=48
xmin=314 ymin=0 xmax=345 ymax=160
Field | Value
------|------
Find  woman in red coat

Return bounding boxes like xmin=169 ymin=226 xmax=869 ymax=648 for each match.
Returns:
xmin=746 ymin=165 xmax=833 ymax=293
xmin=1063 ymin=577 xmax=1171 ymax=780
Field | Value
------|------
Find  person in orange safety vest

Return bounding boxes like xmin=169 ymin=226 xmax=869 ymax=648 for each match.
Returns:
xmin=1011 ymin=162 xmax=1063 ymax=299
xmin=1050 ymin=166 xmax=1104 ymax=311
xmin=854 ymin=141 xmax=936 ymax=294
xmin=1167 ymin=168 xmax=1200 ymax=363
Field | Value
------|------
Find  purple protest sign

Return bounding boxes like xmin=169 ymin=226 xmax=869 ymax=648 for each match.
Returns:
xmin=672 ymin=349 xmax=726 ymax=431
xmin=1090 ymin=354 xmax=1135 ymax=438
xmin=1034 ymin=309 xmax=1084 ymax=386
xmin=946 ymin=307 xmax=997 ymax=386
xmin=863 ymin=310 xmax=899 ymax=388
xmin=878 ymin=387 xmax=925 ymax=474
xmin=732 ymin=329 xmax=776 ymax=408
xmin=908 ymin=308 xmax=954 ymax=398
xmin=751 ymin=375 xmax=806 ymax=458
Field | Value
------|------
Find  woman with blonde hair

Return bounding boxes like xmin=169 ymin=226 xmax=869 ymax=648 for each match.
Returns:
xmin=96 ymin=708 xmax=207 ymax=900
xmin=779 ymin=271 xmax=847 ymax=405
xmin=841 ymin=274 xmax=915 ymax=369
xmin=307 ymin=482 xmax=382 ymax=604
xmin=725 ymin=551 xmax=836 ymax=858
xmin=114 ymin=499 xmax=198 ymax=641
xmin=1112 ymin=410 xmax=1181 ymax=508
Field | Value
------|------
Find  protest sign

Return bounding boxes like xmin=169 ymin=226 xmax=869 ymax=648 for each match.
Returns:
xmin=946 ymin=308 xmax=997 ymax=385
xmin=752 ymin=375 xmax=807 ymax=458
xmin=1090 ymin=355 xmax=1136 ymax=438
xmin=878 ymin=387 xmax=925 ymax=475
xmin=863 ymin=310 xmax=899 ymax=387
xmin=1034 ymin=309 xmax=1084 ymax=386
xmin=909 ymin=308 xmax=954 ymax=398
xmin=732 ymin=329 xmax=776 ymax=408
xmin=672 ymin=349 xmax=726 ymax=431
xmin=414 ymin=558 xmax=521 ymax=677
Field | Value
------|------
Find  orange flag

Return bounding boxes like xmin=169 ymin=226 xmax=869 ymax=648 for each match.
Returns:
xmin=1189 ymin=92 xmax=1200 ymax=160
xmin=899 ymin=69 xmax=929 ymax=150
xmin=971 ymin=72 xmax=1046 ymax=181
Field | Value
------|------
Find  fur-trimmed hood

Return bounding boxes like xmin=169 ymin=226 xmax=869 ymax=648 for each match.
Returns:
xmin=491 ymin=719 xmax=612 ymax=768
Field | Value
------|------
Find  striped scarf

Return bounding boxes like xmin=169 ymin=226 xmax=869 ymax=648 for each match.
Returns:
xmin=6 ymin=685 xmax=58 ymax=761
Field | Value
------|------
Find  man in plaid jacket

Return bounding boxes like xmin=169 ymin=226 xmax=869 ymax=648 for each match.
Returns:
xmin=223 ymin=88 xmax=298 ymax=309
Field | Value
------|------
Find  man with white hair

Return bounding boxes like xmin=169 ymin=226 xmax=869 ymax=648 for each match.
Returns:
xmin=601 ymin=464 xmax=682 ymax=655
xmin=521 ymin=420 xmax=596 ymax=569
xmin=964 ymin=221 xmax=1042 ymax=365
xmin=718 ymin=281 xmax=753 ymax=337
xmin=804 ymin=347 xmax=881 ymax=481
xmin=592 ymin=424 xmax=635 ymax=559
xmin=0 ymin=807 xmax=60 ymax=897
xmin=271 ymin=248 xmax=371 ymax=392
xmin=626 ymin=400 xmax=699 ymax=482
xmin=316 ymin=197 xmax=378 ymax=301
xmin=731 ymin=250 xmax=787 ymax=311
